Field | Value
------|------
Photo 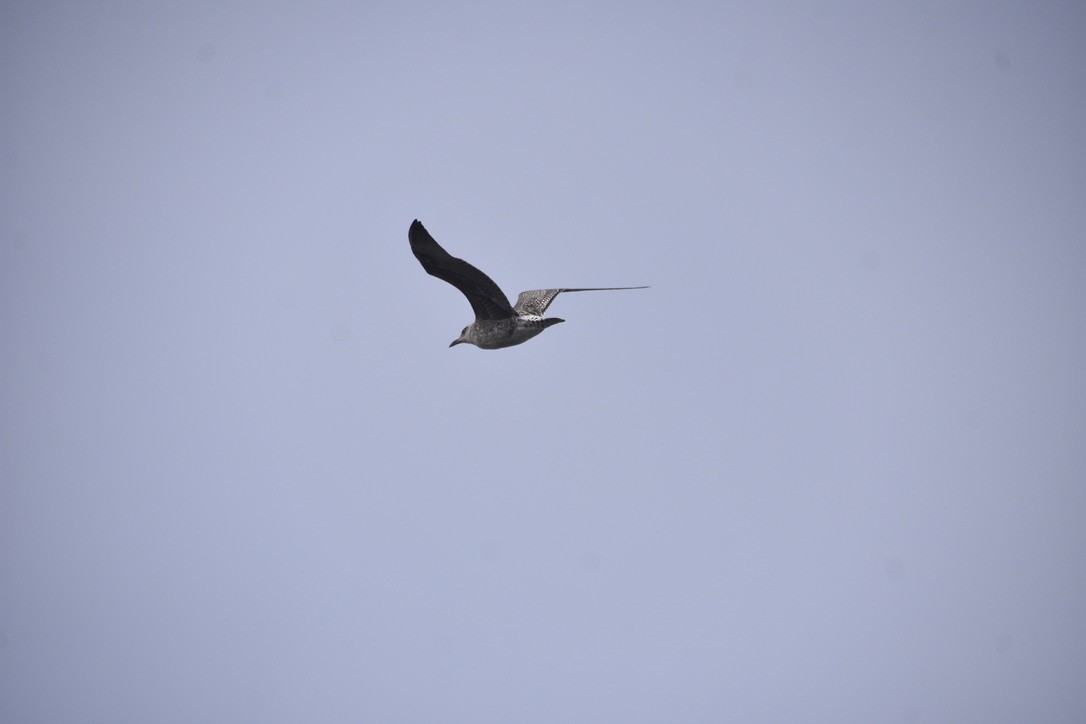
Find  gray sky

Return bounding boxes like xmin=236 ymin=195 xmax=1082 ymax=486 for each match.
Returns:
xmin=2 ymin=1 xmax=1084 ymax=722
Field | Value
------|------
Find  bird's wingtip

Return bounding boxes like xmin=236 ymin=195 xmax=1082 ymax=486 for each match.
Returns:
xmin=408 ymin=219 xmax=429 ymax=243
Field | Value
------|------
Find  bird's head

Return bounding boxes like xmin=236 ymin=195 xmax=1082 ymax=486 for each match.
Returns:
xmin=449 ymin=325 xmax=472 ymax=348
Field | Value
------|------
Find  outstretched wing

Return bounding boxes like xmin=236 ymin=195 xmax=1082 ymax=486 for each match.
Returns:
xmin=514 ymin=287 xmax=650 ymax=317
xmin=409 ymin=220 xmax=515 ymax=321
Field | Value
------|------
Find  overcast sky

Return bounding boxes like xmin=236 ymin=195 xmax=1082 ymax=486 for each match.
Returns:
xmin=2 ymin=2 xmax=1084 ymax=722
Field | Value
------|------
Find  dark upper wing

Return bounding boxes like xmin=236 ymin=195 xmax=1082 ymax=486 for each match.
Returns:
xmin=514 ymin=287 xmax=650 ymax=316
xmin=408 ymin=220 xmax=515 ymax=321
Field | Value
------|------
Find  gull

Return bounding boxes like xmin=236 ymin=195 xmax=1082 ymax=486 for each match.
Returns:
xmin=409 ymin=219 xmax=647 ymax=349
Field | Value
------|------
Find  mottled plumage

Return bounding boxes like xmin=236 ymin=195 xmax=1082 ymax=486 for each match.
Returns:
xmin=408 ymin=220 xmax=647 ymax=349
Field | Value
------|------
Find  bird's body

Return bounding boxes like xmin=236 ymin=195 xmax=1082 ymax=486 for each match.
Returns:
xmin=408 ymin=220 xmax=646 ymax=349
xmin=453 ymin=315 xmax=563 ymax=350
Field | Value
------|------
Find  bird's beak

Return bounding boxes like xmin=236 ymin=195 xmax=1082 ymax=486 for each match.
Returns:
xmin=449 ymin=339 xmax=462 ymax=348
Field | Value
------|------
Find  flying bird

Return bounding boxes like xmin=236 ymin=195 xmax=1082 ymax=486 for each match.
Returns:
xmin=408 ymin=219 xmax=647 ymax=349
